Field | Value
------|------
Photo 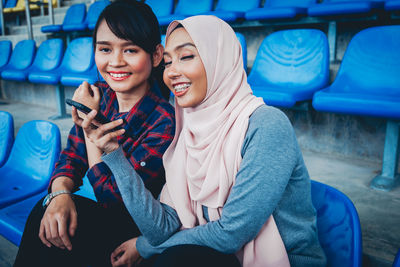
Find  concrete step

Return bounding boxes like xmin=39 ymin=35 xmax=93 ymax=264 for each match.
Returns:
xmin=8 ymin=23 xmax=49 ymax=36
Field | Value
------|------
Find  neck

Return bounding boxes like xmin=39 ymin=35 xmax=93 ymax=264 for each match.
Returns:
xmin=116 ymin=82 xmax=150 ymax=113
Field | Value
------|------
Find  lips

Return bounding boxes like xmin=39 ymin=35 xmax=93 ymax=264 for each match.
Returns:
xmin=173 ymin=83 xmax=191 ymax=97
xmin=108 ymin=72 xmax=131 ymax=81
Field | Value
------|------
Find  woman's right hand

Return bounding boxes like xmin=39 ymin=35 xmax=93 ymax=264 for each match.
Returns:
xmin=39 ymin=193 xmax=77 ymax=251
xmin=72 ymin=81 xmax=101 ymax=119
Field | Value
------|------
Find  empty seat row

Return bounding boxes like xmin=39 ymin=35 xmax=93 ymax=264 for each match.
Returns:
xmin=27 ymin=0 xmax=400 ymax=38
xmin=41 ymin=0 xmax=110 ymax=33
xmin=0 ymin=118 xmax=61 ymax=247
xmin=2 ymin=0 xmax=57 ymax=14
xmin=248 ymin=24 xmax=400 ymax=191
xmin=0 ymin=37 xmax=98 ymax=119
xmin=0 ymin=112 xmax=96 ymax=246
xmin=144 ymin=0 xmax=400 ymax=26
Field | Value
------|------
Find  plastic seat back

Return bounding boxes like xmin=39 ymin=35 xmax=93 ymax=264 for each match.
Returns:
xmin=31 ymin=38 xmax=64 ymax=71
xmin=4 ymin=0 xmax=17 ymax=8
xmin=86 ymin=0 xmax=110 ymax=30
xmin=145 ymin=0 xmax=174 ymax=17
xmin=174 ymin=0 xmax=213 ymax=15
xmin=4 ymin=120 xmax=61 ymax=181
xmin=248 ymin=29 xmax=329 ymax=89
xmin=329 ymin=25 xmax=400 ymax=97
xmin=5 ymin=40 xmax=36 ymax=70
xmin=0 ymin=40 xmax=12 ymax=69
xmin=216 ymin=0 xmax=260 ymax=12
xmin=265 ymin=0 xmax=315 ymax=8
xmin=235 ymin=33 xmax=247 ymax=71
xmin=63 ymin=3 xmax=86 ymax=26
xmin=60 ymin=37 xmax=94 ymax=73
xmin=393 ymin=249 xmax=400 ymax=267
xmin=0 ymin=111 xmax=14 ymax=168
xmin=311 ymin=180 xmax=362 ymax=267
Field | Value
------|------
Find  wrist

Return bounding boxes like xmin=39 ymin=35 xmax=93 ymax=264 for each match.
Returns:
xmin=43 ymin=190 xmax=72 ymax=207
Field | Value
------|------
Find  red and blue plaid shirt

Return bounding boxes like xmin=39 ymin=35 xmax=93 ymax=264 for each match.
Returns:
xmin=50 ymin=82 xmax=175 ymax=208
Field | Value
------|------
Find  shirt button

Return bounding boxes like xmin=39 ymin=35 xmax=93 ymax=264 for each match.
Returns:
xmin=140 ymin=161 xmax=146 ymax=167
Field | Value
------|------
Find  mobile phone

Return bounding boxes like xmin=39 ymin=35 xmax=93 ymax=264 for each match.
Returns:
xmin=66 ymin=99 xmax=123 ymax=131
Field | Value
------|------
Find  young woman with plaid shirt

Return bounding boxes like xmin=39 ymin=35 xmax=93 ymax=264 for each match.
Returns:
xmin=14 ymin=1 xmax=175 ymax=267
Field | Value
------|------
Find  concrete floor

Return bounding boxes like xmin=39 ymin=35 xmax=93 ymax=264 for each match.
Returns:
xmin=0 ymin=100 xmax=399 ymax=267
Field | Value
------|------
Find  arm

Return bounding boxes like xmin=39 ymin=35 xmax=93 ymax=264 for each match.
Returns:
xmin=102 ymin=143 xmax=181 ymax=246
xmin=136 ymin=108 xmax=298 ymax=258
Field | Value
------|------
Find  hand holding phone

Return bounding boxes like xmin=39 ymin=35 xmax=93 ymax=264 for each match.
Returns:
xmin=66 ymin=99 xmax=124 ymax=131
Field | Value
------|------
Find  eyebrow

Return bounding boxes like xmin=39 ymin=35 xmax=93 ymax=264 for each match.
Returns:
xmin=96 ymin=40 xmax=136 ymax=46
xmin=163 ymin=42 xmax=196 ymax=55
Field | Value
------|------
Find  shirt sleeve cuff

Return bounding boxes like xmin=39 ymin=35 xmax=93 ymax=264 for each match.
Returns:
xmin=137 ymin=236 xmax=164 ymax=259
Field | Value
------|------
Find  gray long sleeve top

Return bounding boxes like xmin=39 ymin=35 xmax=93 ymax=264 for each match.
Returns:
xmin=102 ymin=105 xmax=327 ymax=267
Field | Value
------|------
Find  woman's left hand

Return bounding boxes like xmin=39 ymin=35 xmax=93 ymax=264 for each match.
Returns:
xmin=72 ymin=108 xmax=125 ymax=154
xmin=111 ymin=237 xmax=143 ymax=267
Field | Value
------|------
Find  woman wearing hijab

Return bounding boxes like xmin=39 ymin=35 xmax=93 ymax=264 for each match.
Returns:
xmin=78 ymin=15 xmax=326 ymax=267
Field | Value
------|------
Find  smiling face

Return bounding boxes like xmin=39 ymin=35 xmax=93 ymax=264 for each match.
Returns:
xmin=163 ymin=27 xmax=207 ymax=108
xmin=95 ymin=20 xmax=156 ymax=96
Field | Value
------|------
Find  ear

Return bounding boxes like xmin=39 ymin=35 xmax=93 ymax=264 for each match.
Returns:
xmin=152 ymin=44 xmax=164 ymax=67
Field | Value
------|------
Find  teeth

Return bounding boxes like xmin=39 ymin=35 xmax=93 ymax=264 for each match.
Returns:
xmin=174 ymin=83 xmax=190 ymax=92
xmin=109 ymin=73 xmax=130 ymax=78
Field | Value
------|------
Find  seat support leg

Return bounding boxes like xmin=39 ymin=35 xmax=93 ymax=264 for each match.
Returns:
xmin=328 ymin=21 xmax=337 ymax=63
xmin=370 ymin=120 xmax=400 ymax=191
xmin=49 ymin=84 xmax=70 ymax=120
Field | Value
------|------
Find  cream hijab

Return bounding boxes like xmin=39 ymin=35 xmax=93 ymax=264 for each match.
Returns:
xmin=160 ymin=16 xmax=289 ymax=267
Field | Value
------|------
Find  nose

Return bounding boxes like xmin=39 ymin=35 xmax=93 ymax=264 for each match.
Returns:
xmin=165 ymin=62 xmax=181 ymax=80
xmin=109 ymin=50 xmax=125 ymax=67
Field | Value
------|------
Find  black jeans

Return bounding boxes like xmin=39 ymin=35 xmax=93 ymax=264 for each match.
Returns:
xmin=14 ymin=195 xmax=141 ymax=267
xmin=153 ymin=244 xmax=241 ymax=267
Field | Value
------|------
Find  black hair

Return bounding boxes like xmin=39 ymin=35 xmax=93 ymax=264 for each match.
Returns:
xmin=92 ymin=0 xmax=170 ymax=100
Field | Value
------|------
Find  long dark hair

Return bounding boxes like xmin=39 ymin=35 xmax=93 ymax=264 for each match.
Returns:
xmin=93 ymin=0 xmax=170 ymax=100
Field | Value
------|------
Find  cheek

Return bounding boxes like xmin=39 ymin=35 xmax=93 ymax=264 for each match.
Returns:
xmin=95 ymin=54 xmax=107 ymax=71
xmin=129 ymin=55 xmax=152 ymax=74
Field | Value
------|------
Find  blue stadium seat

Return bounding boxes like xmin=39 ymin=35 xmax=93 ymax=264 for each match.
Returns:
xmin=235 ymin=33 xmax=247 ymax=72
xmin=74 ymin=175 xmax=97 ymax=201
xmin=203 ymin=0 xmax=261 ymax=22
xmin=29 ymin=37 xmax=97 ymax=119
xmin=0 ymin=40 xmax=12 ymax=74
xmin=0 ymin=174 xmax=96 ymax=246
xmin=0 ymin=40 xmax=36 ymax=81
xmin=29 ymin=37 xmax=95 ymax=85
xmin=311 ymin=180 xmax=362 ymax=267
xmin=308 ymin=0 xmax=385 ymax=17
xmin=385 ymin=0 xmax=400 ymax=11
xmin=86 ymin=0 xmax=110 ymax=30
xmin=245 ymin=0 xmax=317 ymax=20
xmin=0 ymin=120 xmax=61 ymax=209
xmin=156 ymin=0 xmax=214 ymax=26
xmin=0 ymin=39 xmax=63 ymax=82
xmin=41 ymin=3 xmax=87 ymax=33
xmin=313 ymin=25 xmax=400 ymax=191
xmin=0 ymin=111 xmax=14 ymax=168
xmin=248 ymin=29 xmax=329 ymax=108
xmin=4 ymin=0 xmax=17 ymax=9
xmin=145 ymin=0 xmax=174 ymax=23
xmin=393 ymin=249 xmax=400 ymax=267
xmin=0 ymin=191 xmax=46 ymax=246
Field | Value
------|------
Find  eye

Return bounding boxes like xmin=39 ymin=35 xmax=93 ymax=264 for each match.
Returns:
xmin=98 ymin=47 xmax=111 ymax=53
xmin=163 ymin=61 xmax=172 ymax=68
xmin=181 ymin=55 xmax=194 ymax=61
xmin=125 ymin=49 xmax=138 ymax=54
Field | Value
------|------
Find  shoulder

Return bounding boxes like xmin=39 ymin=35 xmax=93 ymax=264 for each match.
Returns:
xmin=247 ymin=105 xmax=293 ymax=137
